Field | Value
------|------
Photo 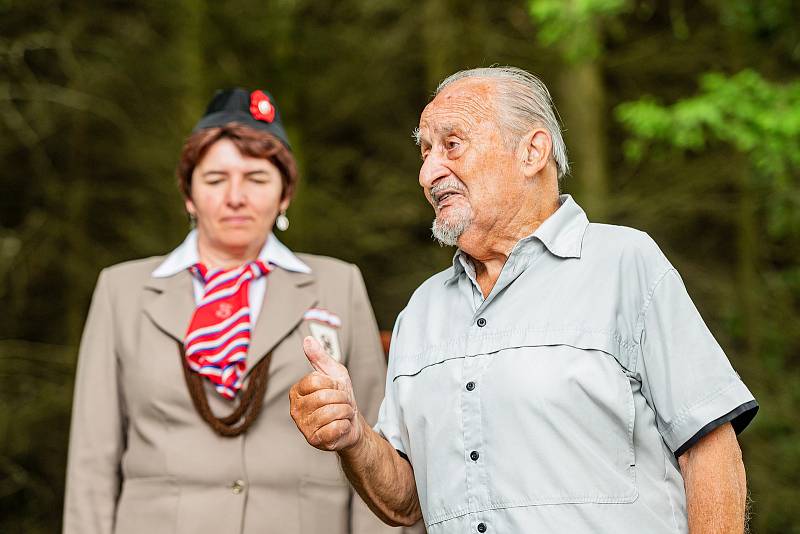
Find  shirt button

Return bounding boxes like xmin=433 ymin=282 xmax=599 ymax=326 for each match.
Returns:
xmin=476 ymin=318 xmax=487 ymax=327
xmin=466 ymin=381 xmax=476 ymax=391
xmin=477 ymin=523 xmax=487 ymax=533
xmin=231 ymin=480 xmax=245 ymax=494
xmin=470 ymin=450 xmax=480 ymax=461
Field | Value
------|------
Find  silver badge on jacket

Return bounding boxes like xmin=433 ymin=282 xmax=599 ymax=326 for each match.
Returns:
xmin=303 ymin=308 xmax=342 ymax=362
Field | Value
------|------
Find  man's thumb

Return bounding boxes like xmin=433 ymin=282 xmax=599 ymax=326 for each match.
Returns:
xmin=303 ymin=336 xmax=344 ymax=378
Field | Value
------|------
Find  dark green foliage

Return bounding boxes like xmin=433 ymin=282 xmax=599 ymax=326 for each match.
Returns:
xmin=1 ymin=1 xmax=798 ymax=532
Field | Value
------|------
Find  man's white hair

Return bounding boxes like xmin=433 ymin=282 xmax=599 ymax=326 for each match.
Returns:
xmin=434 ymin=66 xmax=570 ymax=179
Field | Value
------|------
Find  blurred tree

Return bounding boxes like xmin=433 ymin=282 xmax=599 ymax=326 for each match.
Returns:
xmin=528 ymin=0 xmax=629 ymax=220
xmin=1 ymin=0 xmax=799 ymax=532
xmin=619 ymin=72 xmax=800 ymax=321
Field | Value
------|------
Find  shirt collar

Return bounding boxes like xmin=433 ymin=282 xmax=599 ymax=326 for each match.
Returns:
xmin=151 ymin=229 xmax=311 ymax=278
xmin=446 ymin=194 xmax=589 ymax=284
xmin=531 ymin=194 xmax=589 ymax=259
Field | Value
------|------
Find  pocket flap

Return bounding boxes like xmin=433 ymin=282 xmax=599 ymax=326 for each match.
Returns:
xmin=392 ymin=327 xmax=636 ymax=380
xmin=391 ymin=336 xmax=467 ymax=380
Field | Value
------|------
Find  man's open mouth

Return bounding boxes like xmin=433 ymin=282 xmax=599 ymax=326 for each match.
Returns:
xmin=433 ymin=189 xmax=465 ymax=208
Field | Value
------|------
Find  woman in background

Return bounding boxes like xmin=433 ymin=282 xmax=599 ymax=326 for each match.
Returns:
xmin=63 ymin=87 xmax=419 ymax=534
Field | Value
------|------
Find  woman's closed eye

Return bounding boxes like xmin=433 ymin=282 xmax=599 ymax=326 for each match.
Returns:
xmin=245 ymin=170 xmax=279 ymax=184
xmin=202 ymin=173 xmax=227 ymax=185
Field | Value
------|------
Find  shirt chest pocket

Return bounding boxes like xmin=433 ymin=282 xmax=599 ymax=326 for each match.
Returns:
xmin=392 ymin=330 xmax=639 ymax=509
xmin=389 ymin=342 xmax=469 ymax=455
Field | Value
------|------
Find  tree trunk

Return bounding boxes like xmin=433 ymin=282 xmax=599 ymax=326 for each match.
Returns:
xmin=557 ymin=58 xmax=609 ymax=221
xmin=726 ymin=25 xmax=760 ymax=360
xmin=736 ymin=165 xmax=760 ymax=359
xmin=174 ymin=0 xmax=207 ymax=131
xmin=422 ymin=0 xmax=456 ymax=92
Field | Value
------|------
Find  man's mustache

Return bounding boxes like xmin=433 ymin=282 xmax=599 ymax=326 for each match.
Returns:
xmin=430 ymin=179 xmax=468 ymax=205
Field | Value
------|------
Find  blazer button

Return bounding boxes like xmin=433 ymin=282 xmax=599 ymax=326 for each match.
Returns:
xmin=476 ymin=318 xmax=486 ymax=327
xmin=231 ymin=480 xmax=245 ymax=494
xmin=477 ymin=523 xmax=487 ymax=533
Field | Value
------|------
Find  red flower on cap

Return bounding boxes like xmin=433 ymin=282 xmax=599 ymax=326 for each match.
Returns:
xmin=249 ymin=90 xmax=275 ymax=123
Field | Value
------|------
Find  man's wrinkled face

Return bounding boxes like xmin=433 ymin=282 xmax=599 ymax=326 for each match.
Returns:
xmin=417 ymin=79 xmax=521 ymax=247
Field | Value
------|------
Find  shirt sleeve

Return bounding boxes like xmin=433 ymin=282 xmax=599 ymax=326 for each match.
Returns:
xmin=638 ymin=268 xmax=758 ymax=456
xmin=372 ymin=311 xmax=409 ymax=457
xmin=63 ymin=269 xmax=126 ymax=533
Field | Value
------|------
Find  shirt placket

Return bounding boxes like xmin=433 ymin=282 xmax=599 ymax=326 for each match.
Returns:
xmin=461 ymin=323 xmax=491 ymax=523
xmin=457 ymin=259 xmax=489 ymax=527
xmin=456 ymin=246 xmax=545 ymax=533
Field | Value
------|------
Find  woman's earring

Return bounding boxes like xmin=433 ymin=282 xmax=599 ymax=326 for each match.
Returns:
xmin=276 ymin=210 xmax=289 ymax=231
xmin=188 ymin=212 xmax=197 ymax=229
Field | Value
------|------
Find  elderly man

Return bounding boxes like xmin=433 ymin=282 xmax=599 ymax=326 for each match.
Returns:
xmin=289 ymin=66 xmax=757 ymax=534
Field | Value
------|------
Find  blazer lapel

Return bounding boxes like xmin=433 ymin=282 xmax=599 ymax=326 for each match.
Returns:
xmin=246 ymin=267 xmax=317 ymax=374
xmin=143 ymin=270 xmax=196 ymax=342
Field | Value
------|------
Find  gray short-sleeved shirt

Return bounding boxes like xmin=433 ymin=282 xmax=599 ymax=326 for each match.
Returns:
xmin=374 ymin=195 xmax=757 ymax=534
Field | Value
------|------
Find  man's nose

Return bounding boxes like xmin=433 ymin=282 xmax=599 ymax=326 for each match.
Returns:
xmin=419 ymin=151 xmax=451 ymax=190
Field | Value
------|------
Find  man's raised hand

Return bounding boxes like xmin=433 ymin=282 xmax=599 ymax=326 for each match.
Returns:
xmin=289 ymin=336 xmax=363 ymax=451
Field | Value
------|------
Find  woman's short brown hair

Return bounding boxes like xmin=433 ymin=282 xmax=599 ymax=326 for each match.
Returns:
xmin=176 ymin=122 xmax=298 ymax=200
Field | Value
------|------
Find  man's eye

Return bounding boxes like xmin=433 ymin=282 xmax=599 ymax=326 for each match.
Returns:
xmin=446 ymin=140 xmax=460 ymax=150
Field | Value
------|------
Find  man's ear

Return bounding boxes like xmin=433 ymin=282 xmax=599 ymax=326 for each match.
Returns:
xmin=520 ymin=128 xmax=552 ymax=178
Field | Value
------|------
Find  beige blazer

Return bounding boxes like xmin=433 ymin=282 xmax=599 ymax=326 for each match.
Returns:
xmin=63 ymin=253 xmax=425 ymax=534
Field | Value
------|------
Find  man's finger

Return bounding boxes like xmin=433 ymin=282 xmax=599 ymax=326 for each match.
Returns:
xmin=310 ymin=419 xmax=354 ymax=450
xmin=310 ymin=403 xmax=356 ymax=428
xmin=299 ymin=388 xmax=351 ymax=411
xmin=304 ymin=336 xmax=347 ymax=379
xmin=296 ymin=371 xmax=340 ymax=396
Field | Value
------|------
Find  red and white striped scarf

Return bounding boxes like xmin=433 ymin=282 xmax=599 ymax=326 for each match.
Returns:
xmin=184 ymin=261 xmax=270 ymax=399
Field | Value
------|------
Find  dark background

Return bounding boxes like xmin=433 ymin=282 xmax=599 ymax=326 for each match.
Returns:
xmin=1 ymin=0 xmax=799 ymax=532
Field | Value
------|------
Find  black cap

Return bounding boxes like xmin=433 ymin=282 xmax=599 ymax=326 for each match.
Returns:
xmin=193 ymin=87 xmax=291 ymax=150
